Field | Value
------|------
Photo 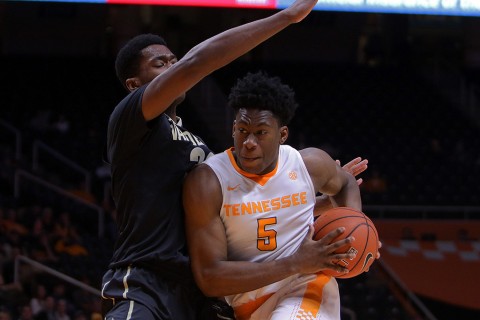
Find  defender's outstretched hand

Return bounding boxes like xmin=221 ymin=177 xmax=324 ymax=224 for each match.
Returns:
xmin=336 ymin=157 xmax=368 ymax=185
xmin=314 ymin=156 xmax=367 ymax=216
xmin=285 ymin=0 xmax=319 ymax=23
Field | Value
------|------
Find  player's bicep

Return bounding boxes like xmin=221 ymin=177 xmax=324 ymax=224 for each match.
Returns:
xmin=183 ymin=165 xmax=227 ymax=280
xmin=300 ymin=147 xmax=346 ymax=195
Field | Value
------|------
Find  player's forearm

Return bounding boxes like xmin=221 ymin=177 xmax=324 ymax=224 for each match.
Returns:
xmin=181 ymin=10 xmax=299 ymax=79
xmin=195 ymin=258 xmax=299 ymax=297
xmin=144 ymin=10 xmax=298 ymax=120
xmin=182 ymin=0 xmax=317 ymax=76
xmin=330 ymin=174 xmax=362 ymax=210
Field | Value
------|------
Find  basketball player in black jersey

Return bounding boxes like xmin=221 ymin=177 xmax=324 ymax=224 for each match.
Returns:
xmin=100 ymin=1 xmax=326 ymax=319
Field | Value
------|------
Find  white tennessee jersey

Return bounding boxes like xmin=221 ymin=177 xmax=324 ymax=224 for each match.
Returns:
xmin=204 ymin=145 xmax=317 ymax=307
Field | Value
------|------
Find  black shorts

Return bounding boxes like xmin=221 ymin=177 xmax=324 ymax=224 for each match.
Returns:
xmin=101 ymin=265 xmax=205 ymax=320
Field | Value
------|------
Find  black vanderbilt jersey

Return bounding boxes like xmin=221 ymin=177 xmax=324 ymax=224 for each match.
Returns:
xmin=106 ymin=85 xmax=213 ymax=279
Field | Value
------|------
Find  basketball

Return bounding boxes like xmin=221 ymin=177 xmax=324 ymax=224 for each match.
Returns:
xmin=313 ymin=207 xmax=379 ymax=279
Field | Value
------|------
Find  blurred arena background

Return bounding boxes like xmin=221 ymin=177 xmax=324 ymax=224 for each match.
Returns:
xmin=0 ymin=1 xmax=479 ymax=319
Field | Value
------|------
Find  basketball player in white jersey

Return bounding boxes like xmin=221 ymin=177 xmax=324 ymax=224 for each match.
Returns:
xmin=183 ymin=71 xmax=362 ymax=320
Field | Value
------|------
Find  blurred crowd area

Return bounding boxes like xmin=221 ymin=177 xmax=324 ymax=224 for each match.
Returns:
xmin=0 ymin=204 xmax=107 ymax=319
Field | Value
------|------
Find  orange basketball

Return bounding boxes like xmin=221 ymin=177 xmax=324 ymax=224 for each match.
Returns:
xmin=313 ymin=207 xmax=379 ymax=279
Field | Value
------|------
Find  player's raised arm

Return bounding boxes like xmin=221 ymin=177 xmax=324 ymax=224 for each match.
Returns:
xmin=142 ymin=0 xmax=319 ymax=120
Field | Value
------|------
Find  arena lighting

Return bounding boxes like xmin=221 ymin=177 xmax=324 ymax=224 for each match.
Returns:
xmin=8 ymin=0 xmax=480 ymax=17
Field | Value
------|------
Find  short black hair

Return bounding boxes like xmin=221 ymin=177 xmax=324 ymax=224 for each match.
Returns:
xmin=228 ymin=71 xmax=298 ymax=126
xmin=115 ymin=34 xmax=167 ymax=88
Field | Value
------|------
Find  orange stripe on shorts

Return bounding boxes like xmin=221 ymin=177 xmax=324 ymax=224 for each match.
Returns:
xmin=294 ymin=274 xmax=330 ymax=319
xmin=234 ymin=293 xmax=274 ymax=320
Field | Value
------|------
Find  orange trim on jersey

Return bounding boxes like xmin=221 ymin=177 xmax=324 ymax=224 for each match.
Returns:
xmin=294 ymin=274 xmax=330 ymax=318
xmin=233 ymin=293 xmax=274 ymax=320
xmin=226 ymin=148 xmax=278 ymax=186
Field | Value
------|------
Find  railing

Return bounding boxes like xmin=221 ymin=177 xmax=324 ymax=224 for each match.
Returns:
xmin=32 ymin=140 xmax=91 ymax=193
xmin=364 ymin=204 xmax=480 ymax=220
xmin=378 ymin=260 xmax=438 ymax=320
xmin=14 ymin=255 xmax=101 ymax=296
xmin=0 ymin=118 xmax=22 ymax=161
xmin=14 ymin=169 xmax=105 ymax=238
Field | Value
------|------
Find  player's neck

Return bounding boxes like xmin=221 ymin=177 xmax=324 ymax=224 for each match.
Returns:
xmin=165 ymin=105 xmax=177 ymax=121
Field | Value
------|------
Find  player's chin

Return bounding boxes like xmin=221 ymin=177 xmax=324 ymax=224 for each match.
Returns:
xmin=174 ymin=93 xmax=186 ymax=105
xmin=239 ymin=158 xmax=262 ymax=174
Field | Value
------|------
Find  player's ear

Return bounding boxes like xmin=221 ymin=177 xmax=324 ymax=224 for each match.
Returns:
xmin=232 ymin=120 xmax=236 ymax=137
xmin=279 ymin=126 xmax=288 ymax=144
xmin=126 ymin=77 xmax=141 ymax=92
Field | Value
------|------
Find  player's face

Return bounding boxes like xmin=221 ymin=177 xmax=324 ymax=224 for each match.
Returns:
xmin=134 ymin=44 xmax=185 ymax=103
xmin=136 ymin=44 xmax=178 ymax=85
xmin=233 ymin=108 xmax=288 ymax=175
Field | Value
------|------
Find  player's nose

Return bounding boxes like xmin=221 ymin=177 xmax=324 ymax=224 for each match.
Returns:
xmin=243 ymin=133 xmax=258 ymax=148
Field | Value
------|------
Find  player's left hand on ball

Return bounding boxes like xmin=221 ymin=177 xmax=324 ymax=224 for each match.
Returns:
xmin=364 ymin=241 xmax=382 ymax=272
xmin=376 ymin=241 xmax=382 ymax=259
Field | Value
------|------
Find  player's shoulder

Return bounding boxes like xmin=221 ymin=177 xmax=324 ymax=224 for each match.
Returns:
xmin=110 ymin=86 xmax=147 ymax=122
xmin=279 ymin=144 xmax=302 ymax=158
xmin=185 ymin=163 xmax=221 ymax=194
xmin=188 ymin=162 xmax=213 ymax=175
xmin=298 ymin=147 xmax=335 ymax=173
xmin=298 ymin=147 xmax=330 ymax=160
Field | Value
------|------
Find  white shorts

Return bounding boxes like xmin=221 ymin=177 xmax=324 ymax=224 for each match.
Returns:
xmin=235 ymin=273 xmax=340 ymax=320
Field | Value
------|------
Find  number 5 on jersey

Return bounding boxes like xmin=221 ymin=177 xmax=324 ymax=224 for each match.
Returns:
xmin=257 ymin=217 xmax=277 ymax=251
